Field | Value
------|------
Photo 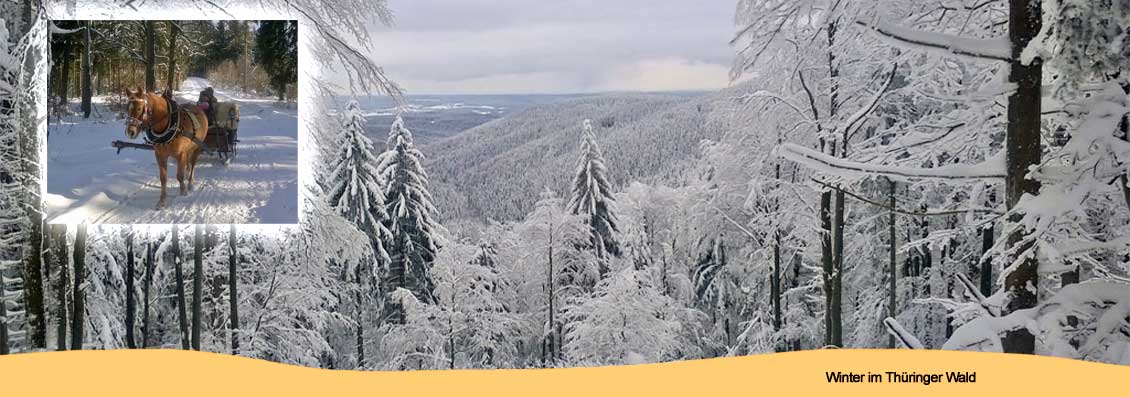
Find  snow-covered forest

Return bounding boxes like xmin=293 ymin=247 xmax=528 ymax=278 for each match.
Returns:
xmin=1 ymin=0 xmax=1128 ymax=369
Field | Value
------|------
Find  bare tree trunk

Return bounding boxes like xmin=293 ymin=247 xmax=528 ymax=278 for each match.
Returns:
xmin=355 ymin=289 xmax=364 ymax=368
xmin=790 ymin=253 xmax=803 ymax=351
xmin=191 ymin=225 xmax=203 ymax=350
xmin=23 ymin=216 xmax=46 ymax=350
xmin=772 ymin=230 xmax=781 ymax=332
xmin=2 ymin=7 xmax=37 ymax=350
xmin=0 ymin=260 xmax=7 ymax=354
xmin=448 ymin=316 xmax=456 ymax=369
xmin=887 ymin=178 xmax=897 ymax=348
xmin=819 ymin=188 xmax=833 ymax=347
xmin=172 ymin=225 xmax=190 ymax=349
xmin=21 ymin=18 xmax=47 ymax=344
xmin=229 ymin=224 xmax=239 ymax=354
xmin=125 ymin=228 xmax=136 ymax=348
xmin=70 ymin=224 xmax=86 ymax=350
xmin=981 ymin=192 xmax=996 ymax=296
xmin=166 ymin=22 xmax=179 ymax=92
xmin=820 ymin=19 xmax=845 ymax=348
xmin=205 ymin=225 xmax=222 ymax=347
xmin=772 ymin=159 xmax=783 ymax=338
xmin=1002 ymin=0 xmax=1042 ymax=355
xmin=53 ymin=225 xmax=67 ymax=351
xmin=546 ymin=225 xmax=556 ymax=365
xmin=141 ymin=241 xmax=155 ymax=348
xmin=81 ymin=21 xmax=92 ymax=117
xmin=831 ymin=189 xmax=845 ymax=347
xmin=57 ymin=51 xmax=72 ymax=102
xmin=144 ymin=21 xmax=156 ymax=92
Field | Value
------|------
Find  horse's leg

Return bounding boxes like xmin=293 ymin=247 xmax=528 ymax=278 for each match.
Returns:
xmin=177 ymin=150 xmax=188 ymax=196
xmin=156 ymin=151 xmax=169 ymax=209
xmin=188 ymin=146 xmax=202 ymax=191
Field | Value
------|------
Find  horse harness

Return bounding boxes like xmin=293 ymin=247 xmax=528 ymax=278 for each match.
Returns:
xmin=128 ymin=94 xmax=210 ymax=151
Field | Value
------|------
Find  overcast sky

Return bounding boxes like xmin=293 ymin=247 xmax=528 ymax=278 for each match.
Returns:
xmin=367 ymin=0 xmax=739 ymax=95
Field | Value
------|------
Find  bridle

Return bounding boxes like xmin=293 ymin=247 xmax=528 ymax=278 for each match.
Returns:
xmin=126 ymin=95 xmax=152 ymax=130
xmin=127 ymin=93 xmax=178 ymax=143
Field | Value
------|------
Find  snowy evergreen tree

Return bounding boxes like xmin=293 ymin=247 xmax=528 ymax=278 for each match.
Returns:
xmin=323 ymin=100 xmax=390 ymax=366
xmin=325 ymin=99 xmax=391 ymax=263
xmin=567 ymin=119 xmax=622 ymax=273
xmin=377 ymin=115 xmax=441 ymax=323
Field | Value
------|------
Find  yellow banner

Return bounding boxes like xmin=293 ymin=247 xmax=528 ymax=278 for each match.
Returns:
xmin=0 ymin=349 xmax=1125 ymax=396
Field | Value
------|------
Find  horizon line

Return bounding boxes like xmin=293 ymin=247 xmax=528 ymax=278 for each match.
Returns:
xmin=335 ymin=89 xmax=716 ymax=97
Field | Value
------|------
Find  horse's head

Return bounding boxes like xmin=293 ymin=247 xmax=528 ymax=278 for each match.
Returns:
xmin=123 ymin=87 xmax=148 ymax=139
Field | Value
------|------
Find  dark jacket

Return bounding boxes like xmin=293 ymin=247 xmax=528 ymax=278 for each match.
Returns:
xmin=198 ymin=88 xmax=218 ymax=122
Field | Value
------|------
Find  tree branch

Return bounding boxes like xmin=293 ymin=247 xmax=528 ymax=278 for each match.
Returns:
xmin=777 ymin=142 xmax=1006 ymax=181
xmin=842 ymin=62 xmax=898 ymax=143
xmin=855 ymin=19 xmax=1011 ymax=62
xmin=811 ymin=178 xmax=1004 ymax=217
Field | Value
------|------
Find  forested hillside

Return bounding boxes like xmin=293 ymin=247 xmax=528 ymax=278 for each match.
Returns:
xmin=427 ymin=89 xmax=755 ymax=222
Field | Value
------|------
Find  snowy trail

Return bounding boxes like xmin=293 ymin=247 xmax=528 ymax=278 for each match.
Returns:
xmin=46 ymin=77 xmax=298 ymax=224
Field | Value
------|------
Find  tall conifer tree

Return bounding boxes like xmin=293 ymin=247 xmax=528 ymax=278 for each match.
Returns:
xmin=377 ymin=115 xmax=440 ymax=323
xmin=568 ymin=119 xmax=621 ymax=274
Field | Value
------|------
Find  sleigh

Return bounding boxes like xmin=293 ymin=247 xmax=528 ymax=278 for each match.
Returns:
xmin=204 ymin=102 xmax=241 ymax=162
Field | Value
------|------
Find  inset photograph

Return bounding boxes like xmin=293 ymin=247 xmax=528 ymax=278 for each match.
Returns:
xmin=46 ymin=20 xmax=298 ymax=224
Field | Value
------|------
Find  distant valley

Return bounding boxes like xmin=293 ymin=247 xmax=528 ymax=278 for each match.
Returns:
xmin=356 ymin=87 xmax=755 ymax=223
xmin=358 ymin=94 xmax=591 ymax=145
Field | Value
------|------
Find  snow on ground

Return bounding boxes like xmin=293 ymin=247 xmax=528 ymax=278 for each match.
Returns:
xmin=46 ymin=77 xmax=298 ymax=224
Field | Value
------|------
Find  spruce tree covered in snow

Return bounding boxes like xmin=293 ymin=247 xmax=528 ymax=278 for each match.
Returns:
xmin=692 ymin=237 xmax=746 ymax=350
xmin=323 ymin=102 xmax=393 ymax=366
xmin=377 ymin=115 xmax=440 ymax=323
xmin=568 ymin=119 xmax=622 ymax=272
xmin=326 ymin=99 xmax=391 ymax=262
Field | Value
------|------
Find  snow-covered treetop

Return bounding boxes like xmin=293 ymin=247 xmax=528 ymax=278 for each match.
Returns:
xmin=387 ymin=114 xmax=415 ymax=151
xmin=568 ymin=118 xmax=615 ymax=219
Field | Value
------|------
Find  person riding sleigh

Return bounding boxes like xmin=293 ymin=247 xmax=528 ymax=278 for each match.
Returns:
xmin=197 ymin=86 xmax=218 ymax=124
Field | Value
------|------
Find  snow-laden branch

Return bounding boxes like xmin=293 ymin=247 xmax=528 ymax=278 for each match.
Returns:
xmin=738 ymin=90 xmax=811 ymax=121
xmin=855 ymin=19 xmax=1011 ymax=62
xmin=954 ymin=273 xmax=1000 ymax=317
xmin=711 ymin=205 xmax=761 ymax=242
xmin=286 ymin=4 xmax=404 ymax=104
xmin=776 ymin=142 xmax=1006 ymax=181
xmin=1050 ymin=235 xmax=1130 ymax=259
xmin=810 ymin=178 xmax=1004 ymax=216
xmin=943 ymin=281 xmax=1130 ymax=357
xmin=840 ymin=63 xmax=898 ymax=142
xmin=883 ymin=318 xmax=924 ymax=349
xmin=49 ymin=21 xmax=83 ymax=35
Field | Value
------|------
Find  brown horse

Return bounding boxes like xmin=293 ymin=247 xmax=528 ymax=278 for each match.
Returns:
xmin=123 ymin=88 xmax=209 ymax=209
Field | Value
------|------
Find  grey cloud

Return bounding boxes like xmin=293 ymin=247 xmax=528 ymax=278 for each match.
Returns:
xmin=367 ymin=0 xmax=738 ymax=94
